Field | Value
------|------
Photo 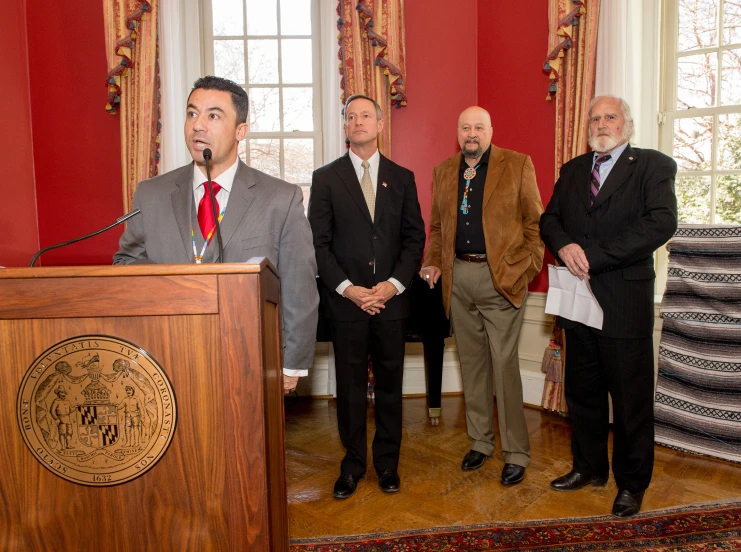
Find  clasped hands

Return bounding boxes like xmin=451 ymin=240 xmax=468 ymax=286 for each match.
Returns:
xmin=343 ymin=281 xmax=398 ymax=315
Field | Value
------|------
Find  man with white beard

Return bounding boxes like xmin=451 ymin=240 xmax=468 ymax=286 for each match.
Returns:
xmin=540 ymin=95 xmax=678 ymax=517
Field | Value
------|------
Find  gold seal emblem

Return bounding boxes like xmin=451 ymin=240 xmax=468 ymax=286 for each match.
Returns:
xmin=16 ymin=335 xmax=177 ymax=486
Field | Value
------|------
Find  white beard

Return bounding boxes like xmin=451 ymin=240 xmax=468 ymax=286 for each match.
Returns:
xmin=589 ymin=133 xmax=622 ymax=153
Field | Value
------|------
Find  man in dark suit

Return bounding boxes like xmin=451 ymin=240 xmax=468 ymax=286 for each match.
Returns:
xmin=308 ymin=94 xmax=425 ymax=498
xmin=540 ymin=95 xmax=678 ymax=517
xmin=114 ymin=76 xmax=318 ymax=393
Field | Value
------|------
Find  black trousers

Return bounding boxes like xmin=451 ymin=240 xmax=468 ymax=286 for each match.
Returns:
xmin=565 ymin=324 xmax=655 ymax=493
xmin=331 ymin=318 xmax=406 ymax=477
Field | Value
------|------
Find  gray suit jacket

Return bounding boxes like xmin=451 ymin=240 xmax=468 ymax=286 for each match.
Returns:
xmin=114 ymin=161 xmax=319 ymax=372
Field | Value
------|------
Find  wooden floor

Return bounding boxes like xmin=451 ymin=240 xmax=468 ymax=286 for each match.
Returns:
xmin=285 ymin=395 xmax=741 ymax=539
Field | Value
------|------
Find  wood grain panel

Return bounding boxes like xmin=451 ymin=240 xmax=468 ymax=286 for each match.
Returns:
xmin=0 ymin=276 xmax=219 ymax=319
xmin=1 ymin=315 xmax=230 ymax=550
xmin=0 ymin=268 xmax=287 ymax=551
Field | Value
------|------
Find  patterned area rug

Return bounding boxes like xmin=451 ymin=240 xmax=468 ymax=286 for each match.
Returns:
xmin=289 ymin=500 xmax=741 ymax=551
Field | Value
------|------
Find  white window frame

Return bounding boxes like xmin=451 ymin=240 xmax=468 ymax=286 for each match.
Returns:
xmin=200 ymin=0 xmax=324 ymax=190
xmin=659 ymin=0 xmax=741 ymax=224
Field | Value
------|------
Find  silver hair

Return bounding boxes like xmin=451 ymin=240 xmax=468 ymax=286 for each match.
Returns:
xmin=588 ymin=95 xmax=635 ymax=141
xmin=344 ymin=94 xmax=383 ymax=120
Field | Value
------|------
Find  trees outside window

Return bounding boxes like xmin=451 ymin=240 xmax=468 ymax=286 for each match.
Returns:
xmin=662 ymin=0 xmax=741 ymax=224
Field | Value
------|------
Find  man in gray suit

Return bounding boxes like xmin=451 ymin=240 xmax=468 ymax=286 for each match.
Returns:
xmin=114 ymin=76 xmax=318 ymax=392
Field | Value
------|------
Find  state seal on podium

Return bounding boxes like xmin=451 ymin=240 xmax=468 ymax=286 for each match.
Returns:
xmin=16 ymin=335 xmax=177 ymax=486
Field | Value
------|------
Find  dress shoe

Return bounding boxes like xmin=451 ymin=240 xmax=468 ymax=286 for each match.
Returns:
xmin=612 ymin=489 xmax=645 ymax=517
xmin=550 ymin=470 xmax=609 ymax=491
xmin=500 ymin=463 xmax=526 ymax=485
xmin=333 ymin=473 xmax=364 ymax=499
xmin=461 ymin=450 xmax=489 ymax=471
xmin=378 ymin=470 xmax=400 ymax=493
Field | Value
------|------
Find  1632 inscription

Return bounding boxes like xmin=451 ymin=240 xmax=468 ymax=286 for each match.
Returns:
xmin=16 ymin=335 xmax=178 ymax=486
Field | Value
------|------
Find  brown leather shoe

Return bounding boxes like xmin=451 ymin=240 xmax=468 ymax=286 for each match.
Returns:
xmin=612 ymin=489 xmax=645 ymax=517
xmin=333 ymin=473 xmax=364 ymax=499
xmin=550 ymin=470 xmax=608 ymax=491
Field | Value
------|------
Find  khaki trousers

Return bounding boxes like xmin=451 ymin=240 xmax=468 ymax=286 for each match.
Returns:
xmin=451 ymin=258 xmax=530 ymax=467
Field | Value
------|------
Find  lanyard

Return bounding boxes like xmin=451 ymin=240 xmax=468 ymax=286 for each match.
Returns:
xmin=191 ymin=211 xmax=225 ymax=264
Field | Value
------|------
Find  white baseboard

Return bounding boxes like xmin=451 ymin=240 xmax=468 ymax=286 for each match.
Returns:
xmin=297 ymin=292 xmax=663 ymax=407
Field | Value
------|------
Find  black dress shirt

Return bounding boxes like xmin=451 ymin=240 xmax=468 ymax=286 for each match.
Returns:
xmin=455 ymin=146 xmax=490 ymax=254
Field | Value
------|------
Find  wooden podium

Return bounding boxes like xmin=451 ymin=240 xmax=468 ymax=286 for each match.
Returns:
xmin=0 ymin=262 xmax=289 ymax=551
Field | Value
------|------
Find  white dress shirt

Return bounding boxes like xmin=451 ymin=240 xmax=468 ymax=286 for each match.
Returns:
xmin=192 ymin=158 xmax=239 ymax=210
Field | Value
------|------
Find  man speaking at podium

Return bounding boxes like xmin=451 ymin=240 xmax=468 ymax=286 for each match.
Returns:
xmin=114 ymin=76 xmax=318 ymax=393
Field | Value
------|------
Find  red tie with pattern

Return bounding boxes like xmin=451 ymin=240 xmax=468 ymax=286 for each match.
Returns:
xmin=198 ymin=182 xmax=222 ymax=240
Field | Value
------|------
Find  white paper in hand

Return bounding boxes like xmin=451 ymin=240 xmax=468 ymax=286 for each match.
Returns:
xmin=545 ymin=265 xmax=604 ymax=329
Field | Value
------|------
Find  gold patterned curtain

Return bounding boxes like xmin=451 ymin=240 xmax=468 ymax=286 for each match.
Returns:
xmin=541 ymin=0 xmax=601 ymax=415
xmin=544 ymin=0 xmax=601 ymax=178
xmin=337 ymin=0 xmax=408 ymax=156
xmin=103 ymin=0 xmax=160 ymax=212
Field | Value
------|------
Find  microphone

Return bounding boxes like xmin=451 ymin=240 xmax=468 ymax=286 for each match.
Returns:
xmin=29 ymin=210 xmax=141 ymax=267
xmin=202 ymin=148 xmax=224 ymax=263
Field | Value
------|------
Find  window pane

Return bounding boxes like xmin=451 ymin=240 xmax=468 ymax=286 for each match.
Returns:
xmin=718 ymin=113 xmax=741 ymax=170
xmin=213 ymin=0 xmax=243 ymax=36
xmin=673 ymin=117 xmax=713 ymax=171
xmin=280 ymin=0 xmax=311 ymax=35
xmin=283 ymin=87 xmax=313 ymax=131
xmin=248 ymin=40 xmax=279 ymax=84
xmin=247 ymin=0 xmax=277 ymax=36
xmin=281 ymin=39 xmax=313 ymax=83
xmin=721 ymin=48 xmax=741 ymax=106
xmin=723 ymin=0 xmax=741 ymax=45
xmin=676 ymin=175 xmax=712 ymax=223
xmin=249 ymin=88 xmax=280 ymax=131
xmin=677 ymin=53 xmax=717 ymax=109
xmin=249 ymin=139 xmax=281 ymax=178
xmin=717 ymin=175 xmax=741 ymax=223
xmin=214 ymin=40 xmax=245 ymax=84
xmin=299 ymin=185 xmax=310 ymax=215
xmin=284 ymin=138 xmax=314 ymax=183
xmin=678 ymin=0 xmax=718 ymax=52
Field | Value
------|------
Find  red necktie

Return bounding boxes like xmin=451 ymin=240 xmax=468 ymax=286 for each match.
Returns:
xmin=198 ymin=181 xmax=222 ymax=240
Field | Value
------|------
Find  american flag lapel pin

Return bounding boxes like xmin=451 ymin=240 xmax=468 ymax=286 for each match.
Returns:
xmin=382 ymin=182 xmax=388 ymax=188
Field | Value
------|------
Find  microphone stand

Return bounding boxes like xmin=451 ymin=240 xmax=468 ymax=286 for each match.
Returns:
xmin=29 ymin=210 xmax=141 ymax=267
xmin=202 ymin=149 xmax=224 ymax=263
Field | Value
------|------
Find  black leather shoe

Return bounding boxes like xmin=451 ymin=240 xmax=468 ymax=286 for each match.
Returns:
xmin=378 ymin=470 xmax=400 ymax=493
xmin=461 ymin=450 xmax=489 ymax=471
xmin=550 ymin=470 xmax=609 ymax=491
xmin=333 ymin=473 xmax=364 ymax=499
xmin=612 ymin=489 xmax=645 ymax=517
xmin=501 ymin=463 xmax=525 ymax=485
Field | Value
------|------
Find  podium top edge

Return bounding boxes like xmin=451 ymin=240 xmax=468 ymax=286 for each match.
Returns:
xmin=0 ymin=259 xmax=278 ymax=279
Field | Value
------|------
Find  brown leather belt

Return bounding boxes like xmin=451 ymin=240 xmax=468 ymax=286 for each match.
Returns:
xmin=456 ymin=253 xmax=487 ymax=263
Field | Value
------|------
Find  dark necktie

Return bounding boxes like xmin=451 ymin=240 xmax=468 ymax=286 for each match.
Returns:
xmin=198 ymin=182 xmax=222 ymax=239
xmin=590 ymin=154 xmax=611 ymax=206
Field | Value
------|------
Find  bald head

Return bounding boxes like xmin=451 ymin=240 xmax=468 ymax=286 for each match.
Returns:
xmin=458 ymin=106 xmax=493 ymax=159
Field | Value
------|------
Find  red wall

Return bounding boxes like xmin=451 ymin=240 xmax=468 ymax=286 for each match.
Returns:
xmin=25 ymin=0 xmax=123 ymax=266
xmin=476 ymin=0 xmax=554 ymax=292
xmin=392 ymin=0 xmax=478 ymax=240
xmin=1 ymin=0 xmax=39 ymax=267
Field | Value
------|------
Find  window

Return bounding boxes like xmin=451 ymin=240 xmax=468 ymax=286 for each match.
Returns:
xmin=660 ymin=0 xmax=741 ymax=224
xmin=202 ymin=0 xmax=322 ymax=207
